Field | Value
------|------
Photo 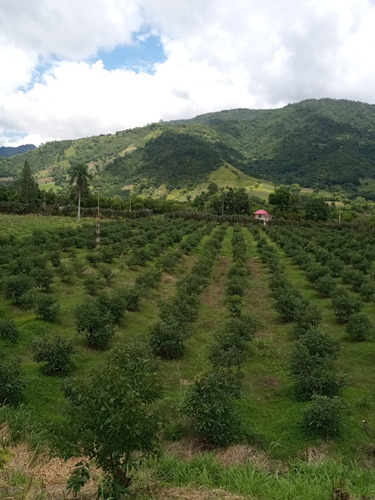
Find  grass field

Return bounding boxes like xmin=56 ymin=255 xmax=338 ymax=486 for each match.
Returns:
xmin=1 ymin=215 xmax=375 ymax=499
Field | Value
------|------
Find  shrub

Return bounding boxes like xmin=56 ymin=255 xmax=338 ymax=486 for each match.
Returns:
xmin=274 ymin=289 xmax=302 ymax=321
xmin=302 ymin=395 xmax=346 ymax=438
xmin=64 ymin=340 xmax=161 ymax=498
xmin=294 ymin=302 xmax=322 ymax=337
xmin=31 ymin=267 xmax=54 ymax=292
xmin=223 ymin=314 xmax=259 ymax=341
xmin=0 ymin=318 xmax=20 ymax=343
xmin=135 ymin=268 xmax=162 ymax=290
xmin=86 ymin=253 xmax=100 ymax=268
xmin=33 ymin=294 xmax=60 ymax=322
xmin=314 ymin=276 xmax=336 ymax=297
xmin=75 ymin=298 xmax=115 ymax=349
xmin=306 ymin=264 xmax=329 ymax=284
xmin=149 ymin=321 xmax=186 ymax=359
xmin=345 ymin=313 xmax=374 ymax=341
xmin=0 ymin=355 xmax=24 ymax=405
xmin=225 ymin=276 xmax=248 ymax=297
xmin=97 ymin=264 xmax=114 ymax=285
xmin=209 ymin=330 xmax=247 ymax=368
xmin=97 ymin=290 xmax=127 ymax=324
xmin=83 ymin=273 xmax=107 ymax=295
xmin=3 ymin=275 xmax=35 ymax=305
xmin=56 ymin=263 xmax=75 ymax=283
xmin=122 ymin=287 xmax=141 ymax=312
xmin=290 ymin=330 xmax=345 ymax=400
xmin=360 ymin=279 xmax=375 ymax=302
xmin=331 ymin=289 xmax=362 ymax=323
xmin=32 ymin=335 xmax=75 ymax=375
xmin=50 ymin=251 xmax=61 ymax=267
xmin=184 ymin=369 xmax=241 ymax=446
xmin=226 ymin=295 xmax=242 ymax=317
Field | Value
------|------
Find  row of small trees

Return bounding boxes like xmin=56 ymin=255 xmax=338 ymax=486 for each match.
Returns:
xmin=253 ymin=229 xmax=347 ymax=437
xmin=149 ymin=225 xmax=227 ymax=359
xmin=185 ymin=226 xmax=260 ymax=445
xmin=266 ymin=225 xmax=375 ymax=341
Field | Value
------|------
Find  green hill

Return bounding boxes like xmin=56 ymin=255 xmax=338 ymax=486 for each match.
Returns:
xmin=1 ymin=98 xmax=375 ymax=198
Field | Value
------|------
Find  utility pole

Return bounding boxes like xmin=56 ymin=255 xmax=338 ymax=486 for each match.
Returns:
xmin=95 ymin=191 xmax=100 ymax=251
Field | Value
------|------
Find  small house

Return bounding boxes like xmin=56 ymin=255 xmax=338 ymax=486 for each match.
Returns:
xmin=253 ymin=209 xmax=272 ymax=225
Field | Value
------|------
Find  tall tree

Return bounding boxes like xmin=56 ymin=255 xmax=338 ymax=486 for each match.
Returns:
xmin=16 ymin=161 xmax=39 ymax=204
xmin=69 ymin=162 xmax=91 ymax=222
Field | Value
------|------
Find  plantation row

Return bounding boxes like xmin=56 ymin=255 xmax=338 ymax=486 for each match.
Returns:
xmin=252 ymin=229 xmax=347 ymax=436
xmin=264 ymin=225 xmax=375 ymax=340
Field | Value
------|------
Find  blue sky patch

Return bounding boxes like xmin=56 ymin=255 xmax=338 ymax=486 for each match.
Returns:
xmin=93 ymin=33 xmax=166 ymax=73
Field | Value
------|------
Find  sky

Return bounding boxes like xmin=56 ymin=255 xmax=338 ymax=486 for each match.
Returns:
xmin=1 ymin=0 xmax=375 ymax=147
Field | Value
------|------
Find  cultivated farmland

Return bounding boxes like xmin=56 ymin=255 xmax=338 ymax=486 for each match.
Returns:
xmin=1 ymin=214 xmax=375 ymax=499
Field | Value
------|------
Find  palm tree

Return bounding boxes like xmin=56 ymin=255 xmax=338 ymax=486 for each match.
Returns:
xmin=69 ymin=163 xmax=91 ymax=222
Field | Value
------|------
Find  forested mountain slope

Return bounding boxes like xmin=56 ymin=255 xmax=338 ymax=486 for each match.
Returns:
xmin=1 ymin=98 xmax=375 ymax=196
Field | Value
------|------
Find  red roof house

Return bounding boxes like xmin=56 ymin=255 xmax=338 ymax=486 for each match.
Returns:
xmin=254 ymin=209 xmax=272 ymax=224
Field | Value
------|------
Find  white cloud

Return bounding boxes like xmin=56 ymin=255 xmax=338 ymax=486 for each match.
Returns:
xmin=1 ymin=0 xmax=375 ymax=145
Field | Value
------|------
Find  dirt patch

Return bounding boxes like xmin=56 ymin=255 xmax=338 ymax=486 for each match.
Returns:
xmin=162 ymin=274 xmax=178 ymax=284
xmin=156 ymin=487 xmax=247 ymax=499
xmin=256 ymin=376 xmax=281 ymax=390
xmin=180 ymin=378 xmax=191 ymax=387
xmin=0 ymin=442 xmax=100 ymax=499
xmin=166 ymin=438 xmax=208 ymax=460
xmin=215 ymin=445 xmax=270 ymax=470
xmin=305 ymin=445 xmax=329 ymax=465
xmin=37 ymin=177 xmax=54 ymax=184
xmin=82 ymin=267 xmax=95 ymax=275
xmin=200 ymin=257 xmax=228 ymax=308
xmin=249 ymin=259 xmax=261 ymax=276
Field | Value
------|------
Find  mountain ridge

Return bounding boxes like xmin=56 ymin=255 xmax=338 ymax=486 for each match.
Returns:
xmin=1 ymin=98 xmax=375 ymax=198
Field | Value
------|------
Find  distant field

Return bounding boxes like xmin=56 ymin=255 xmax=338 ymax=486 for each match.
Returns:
xmin=169 ymin=164 xmax=275 ymax=201
xmin=0 ymin=214 xmax=80 ymax=238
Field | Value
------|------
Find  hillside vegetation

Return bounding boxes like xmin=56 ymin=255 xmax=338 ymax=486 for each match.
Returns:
xmin=1 ymin=98 xmax=375 ymax=198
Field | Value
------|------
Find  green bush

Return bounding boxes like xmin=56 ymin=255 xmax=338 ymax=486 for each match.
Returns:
xmin=75 ymin=298 xmax=115 ymax=349
xmin=0 ymin=318 xmax=20 ymax=343
xmin=119 ymin=286 xmax=141 ymax=311
xmin=3 ymin=275 xmax=35 ymax=305
xmin=226 ymin=294 xmax=242 ymax=317
xmin=97 ymin=264 xmax=114 ymax=285
xmin=314 ymin=276 xmax=336 ymax=297
xmin=345 ymin=313 xmax=374 ymax=341
xmin=56 ymin=263 xmax=75 ymax=283
xmin=149 ymin=321 xmax=186 ymax=359
xmin=184 ymin=369 xmax=241 ymax=446
xmin=331 ymin=289 xmax=362 ymax=323
xmin=294 ymin=301 xmax=322 ymax=337
xmin=209 ymin=331 xmax=247 ymax=368
xmin=64 ymin=340 xmax=161 ymax=498
xmin=302 ymin=395 xmax=346 ymax=438
xmin=83 ymin=273 xmax=107 ymax=295
xmin=0 ymin=355 xmax=24 ymax=405
xmin=33 ymin=293 xmax=60 ymax=322
xmin=290 ymin=330 xmax=345 ymax=400
xmin=360 ymin=279 xmax=375 ymax=302
xmin=32 ymin=335 xmax=75 ymax=375
xmin=274 ymin=289 xmax=302 ymax=321
xmin=223 ymin=314 xmax=260 ymax=341
xmin=31 ymin=267 xmax=54 ymax=292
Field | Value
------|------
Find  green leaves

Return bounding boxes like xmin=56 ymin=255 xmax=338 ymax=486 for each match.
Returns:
xmin=64 ymin=340 xmax=161 ymax=497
